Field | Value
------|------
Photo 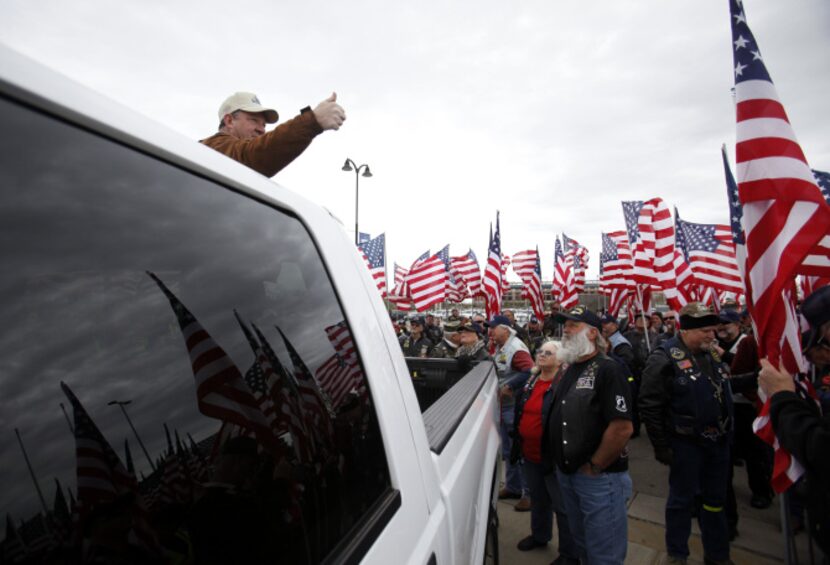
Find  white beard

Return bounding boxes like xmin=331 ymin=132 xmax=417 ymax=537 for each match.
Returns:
xmin=557 ymin=327 xmax=596 ymax=364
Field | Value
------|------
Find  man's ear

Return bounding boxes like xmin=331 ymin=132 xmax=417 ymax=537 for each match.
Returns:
xmin=221 ymin=113 xmax=234 ymax=128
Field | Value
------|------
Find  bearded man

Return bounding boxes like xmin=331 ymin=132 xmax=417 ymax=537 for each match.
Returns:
xmin=639 ymin=303 xmax=734 ymax=565
xmin=543 ymin=305 xmax=634 ymax=564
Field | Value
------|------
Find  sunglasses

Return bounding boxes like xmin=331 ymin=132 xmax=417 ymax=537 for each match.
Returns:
xmin=537 ymin=350 xmax=556 ymax=357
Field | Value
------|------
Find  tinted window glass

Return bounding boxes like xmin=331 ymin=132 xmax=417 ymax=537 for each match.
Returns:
xmin=0 ymin=96 xmax=391 ymax=564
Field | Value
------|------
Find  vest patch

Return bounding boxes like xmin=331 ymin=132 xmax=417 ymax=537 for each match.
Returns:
xmin=576 ymin=375 xmax=595 ymax=389
xmin=616 ymin=395 xmax=628 ymax=412
xmin=670 ymin=347 xmax=685 ymax=360
xmin=677 ymin=359 xmax=693 ymax=370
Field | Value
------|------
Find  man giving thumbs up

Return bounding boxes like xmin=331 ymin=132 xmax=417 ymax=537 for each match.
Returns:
xmin=201 ymin=91 xmax=346 ymax=177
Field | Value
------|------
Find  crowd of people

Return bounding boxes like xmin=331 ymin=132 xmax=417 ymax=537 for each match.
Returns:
xmin=391 ymin=289 xmax=830 ymax=565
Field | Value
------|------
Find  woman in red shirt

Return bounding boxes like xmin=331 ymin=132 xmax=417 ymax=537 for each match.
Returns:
xmin=512 ymin=341 xmax=578 ymax=563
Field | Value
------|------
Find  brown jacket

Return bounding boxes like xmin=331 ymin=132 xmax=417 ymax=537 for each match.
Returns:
xmin=200 ymin=110 xmax=322 ymax=177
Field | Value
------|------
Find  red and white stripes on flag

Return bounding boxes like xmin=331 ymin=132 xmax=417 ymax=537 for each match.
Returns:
xmin=451 ymin=249 xmax=481 ymax=297
xmin=730 ymin=0 xmax=830 ymax=492
xmin=357 ymin=233 xmax=387 ymax=297
xmin=599 ymin=231 xmax=634 ymax=291
xmin=562 ymin=234 xmax=589 ymax=293
xmin=622 ymin=199 xmax=691 ymax=312
xmin=407 ymin=253 xmax=448 ymax=311
xmin=147 ymin=272 xmax=282 ymax=455
xmin=512 ymin=248 xmax=545 ymax=320
xmin=482 ymin=214 xmax=503 ymax=319
xmin=553 ymin=236 xmax=576 ymax=307
xmin=316 ymin=321 xmax=366 ymax=410
xmin=675 ymin=212 xmax=744 ymax=295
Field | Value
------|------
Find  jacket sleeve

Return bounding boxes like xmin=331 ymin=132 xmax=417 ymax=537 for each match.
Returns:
xmin=769 ymin=390 xmax=830 ymax=477
xmin=201 ymin=111 xmax=323 ymax=177
xmin=638 ymin=349 xmax=673 ymax=451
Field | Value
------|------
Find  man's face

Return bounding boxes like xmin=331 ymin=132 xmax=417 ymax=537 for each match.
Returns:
xmin=650 ymin=314 xmax=662 ymax=328
xmin=601 ymin=321 xmax=617 ymax=338
xmin=223 ymin=110 xmax=267 ymax=139
xmin=410 ymin=323 xmax=423 ymax=337
xmin=634 ymin=316 xmax=648 ymax=332
xmin=664 ymin=318 xmax=676 ymax=334
xmin=716 ymin=322 xmax=740 ymax=342
xmin=492 ymin=325 xmax=511 ymax=345
xmin=503 ymin=310 xmax=515 ymax=324
xmin=451 ymin=309 xmax=459 ymax=317
xmin=528 ymin=320 xmax=539 ymax=332
xmin=459 ymin=330 xmax=479 ymax=346
xmin=681 ymin=326 xmax=717 ymax=353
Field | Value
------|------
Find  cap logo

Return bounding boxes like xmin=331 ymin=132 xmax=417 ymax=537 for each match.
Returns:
xmin=251 ymin=96 xmax=261 ymax=104
xmin=571 ymin=306 xmax=585 ymax=315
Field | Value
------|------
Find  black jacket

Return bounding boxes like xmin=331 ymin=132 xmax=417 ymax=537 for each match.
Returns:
xmin=511 ymin=371 xmax=558 ymax=468
xmin=769 ymin=390 xmax=830 ymax=555
xmin=639 ymin=337 xmax=733 ymax=450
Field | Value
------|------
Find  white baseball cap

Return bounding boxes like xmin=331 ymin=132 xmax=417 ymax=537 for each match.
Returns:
xmin=218 ymin=92 xmax=279 ymax=123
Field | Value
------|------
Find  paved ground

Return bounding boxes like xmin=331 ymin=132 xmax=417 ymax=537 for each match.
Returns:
xmin=496 ymin=435 xmax=816 ymax=564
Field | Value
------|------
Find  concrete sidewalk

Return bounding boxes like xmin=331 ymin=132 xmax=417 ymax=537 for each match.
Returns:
xmin=496 ymin=435 xmax=816 ymax=564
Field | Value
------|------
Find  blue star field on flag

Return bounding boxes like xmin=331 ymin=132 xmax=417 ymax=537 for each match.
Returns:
xmin=358 ymin=233 xmax=385 ymax=269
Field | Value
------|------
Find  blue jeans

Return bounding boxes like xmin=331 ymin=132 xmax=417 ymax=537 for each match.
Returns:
xmin=557 ymin=468 xmax=632 ymax=565
xmin=522 ymin=460 xmax=578 ymax=559
xmin=666 ymin=438 xmax=730 ymax=561
xmin=500 ymin=404 xmax=527 ymax=495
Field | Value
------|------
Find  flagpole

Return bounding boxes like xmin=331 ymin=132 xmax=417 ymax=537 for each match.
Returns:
xmin=15 ymin=428 xmax=50 ymax=516
xmin=635 ymin=285 xmax=652 ymax=352
xmin=59 ymin=402 xmax=74 ymax=434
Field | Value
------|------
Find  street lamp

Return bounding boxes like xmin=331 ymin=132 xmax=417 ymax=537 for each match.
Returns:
xmin=108 ymin=399 xmax=156 ymax=471
xmin=342 ymin=158 xmax=373 ymax=245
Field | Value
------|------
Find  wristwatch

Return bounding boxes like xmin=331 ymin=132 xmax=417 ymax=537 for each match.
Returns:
xmin=589 ymin=460 xmax=603 ymax=474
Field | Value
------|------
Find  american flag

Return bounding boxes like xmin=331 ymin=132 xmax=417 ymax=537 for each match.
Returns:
xmin=623 ymin=199 xmax=691 ymax=311
xmin=251 ymin=324 xmax=312 ymax=464
xmin=436 ymin=245 xmax=467 ymax=303
xmin=147 ymin=272 xmax=280 ymax=455
xmin=562 ymin=234 xmax=589 ymax=293
xmin=389 ymin=251 xmax=430 ymax=311
xmin=316 ymin=321 xmax=367 ymax=410
xmin=500 ymin=253 xmax=512 ymax=296
xmin=622 ymin=200 xmax=656 ymax=286
xmin=357 ymin=232 xmax=371 ymax=244
xmin=729 ymin=0 xmax=830 ymax=492
xmin=61 ymin=382 xmax=159 ymax=551
xmin=802 ymin=169 xmax=830 ymax=276
xmin=276 ymin=327 xmax=335 ymax=464
xmin=552 ymin=237 xmax=567 ymax=304
xmin=387 ymin=262 xmax=413 ymax=311
xmin=675 ymin=209 xmax=744 ymax=295
xmin=450 ymin=249 xmax=481 ymax=297
xmin=599 ymin=231 xmax=634 ymax=291
xmin=607 ymin=288 xmax=631 ymax=317
xmin=512 ymin=248 xmax=545 ymax=320
xmin=408 ymin=251 xmax=448 ymax=311
xmin=235 ymin=311 xmax=286 ymax=438
xmin=357 ymin=233 xmax=387 ymax=297
xmin=482 ymin=214 xmax=503 ymax=319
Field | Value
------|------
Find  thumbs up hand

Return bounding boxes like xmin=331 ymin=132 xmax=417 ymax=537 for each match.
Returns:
xmin=313 ymin=91 xmax=346 ymax=131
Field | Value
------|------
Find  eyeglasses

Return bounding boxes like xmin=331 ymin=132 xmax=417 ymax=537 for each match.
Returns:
xmin=537 ymin=350 xmax=556 ymax=357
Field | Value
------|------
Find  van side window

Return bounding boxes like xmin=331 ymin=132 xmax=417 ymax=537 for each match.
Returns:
xmin=0 ymin=96 xmax=392 ymax=564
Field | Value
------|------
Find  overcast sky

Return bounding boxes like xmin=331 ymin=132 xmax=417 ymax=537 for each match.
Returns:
xmin=4 ymin=0 xmax=829 ymax=281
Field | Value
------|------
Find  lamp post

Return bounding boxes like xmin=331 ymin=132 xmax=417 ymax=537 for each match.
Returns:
xmin=341 ymin=158 xmax=373 ymax=245
xmin=108 ymin=400 xmax=156 ymax=471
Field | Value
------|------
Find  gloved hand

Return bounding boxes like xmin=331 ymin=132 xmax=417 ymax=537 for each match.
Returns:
xmin=654 ymin=446 xmax=674 ymax=466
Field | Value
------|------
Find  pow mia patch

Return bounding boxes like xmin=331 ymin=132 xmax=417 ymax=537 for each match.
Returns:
xmin=616 ymin=395 xmax=628 ymax=412
xmin=670 ymin=347 xmax=685 ymax=360
xmin=576 ymin=375 xmax=595 ymax=390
